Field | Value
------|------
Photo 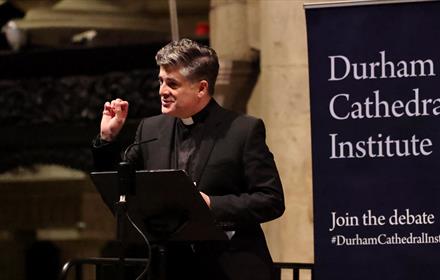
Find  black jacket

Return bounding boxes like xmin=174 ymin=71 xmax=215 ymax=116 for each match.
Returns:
xmin=92 ymin=100 xmax=285 ymax=280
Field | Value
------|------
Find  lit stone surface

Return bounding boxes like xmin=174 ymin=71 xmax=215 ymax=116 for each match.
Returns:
xmin=260 ymin=1 xmax=309 ymax=68
xmin=211 ymin=0 xmax=345 ymax=267
xmin=252 ymin=66 xmax=313 ymax=263
xmin=211 ymin=0 xmax=315 ymax=264
xmin=249 ymin=0 xmax=314 ymax=264
xmin=0 ymin=164 xmax=86 ymax=182
xmin=210 ymin=0 xmax=256 ymax=61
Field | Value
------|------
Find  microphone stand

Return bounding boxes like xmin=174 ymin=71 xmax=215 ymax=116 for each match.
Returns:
xmin=115 ymin=139 xmax=155 ymax=279
xmin=116 ymin=160 xmax=135 ymax=279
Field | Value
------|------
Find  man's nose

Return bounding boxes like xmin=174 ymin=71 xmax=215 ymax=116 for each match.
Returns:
xmin=159 ymin=84 xmax=168 ymax=96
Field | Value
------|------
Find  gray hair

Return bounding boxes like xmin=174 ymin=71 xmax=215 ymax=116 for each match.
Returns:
xmin=155 ymin=38 xmax=219 ymax=96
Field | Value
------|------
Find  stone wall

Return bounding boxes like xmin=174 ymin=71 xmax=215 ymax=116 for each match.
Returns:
xmin=211 ymin=0 xmax=340 ymax=264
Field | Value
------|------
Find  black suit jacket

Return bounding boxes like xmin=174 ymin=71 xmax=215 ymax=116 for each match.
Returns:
xmin=92 ymin=100 xmax=285 ymax=280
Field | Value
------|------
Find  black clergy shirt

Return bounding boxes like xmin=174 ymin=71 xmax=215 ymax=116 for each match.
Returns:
xmin=172 ymin=99 xmax=214 ymax=183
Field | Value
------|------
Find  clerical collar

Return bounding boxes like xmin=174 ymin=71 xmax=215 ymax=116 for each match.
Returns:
xmin=181 ymin=117 xmax=194 ymax=125
xmin=179 ymin=98 xmax=215 ymax=126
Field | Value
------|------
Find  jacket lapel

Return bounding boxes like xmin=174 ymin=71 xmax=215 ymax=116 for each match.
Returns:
xmin=193 ymin=102 xmax=229 ymax=186
xmin=147 ymin=116 xmax=176 ymax=170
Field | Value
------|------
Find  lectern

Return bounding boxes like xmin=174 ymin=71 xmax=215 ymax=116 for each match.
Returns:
xmin=89 ymin=169 xmax=227 ymax=279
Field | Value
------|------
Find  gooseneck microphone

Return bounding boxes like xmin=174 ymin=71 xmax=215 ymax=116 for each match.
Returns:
xmin=115 ymin=137 xmax=157 ymax=268
xmin=122 ymin=138 xmax=158 ymax=163
xmin=118 ymin=138 xmax=158 ymax=198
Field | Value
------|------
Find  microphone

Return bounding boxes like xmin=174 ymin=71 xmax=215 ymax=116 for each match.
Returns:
xmin=118 ymin=138 xmax=157 ymax=197
xmin=122 ymin=137 xmax=158 ymax=162
xmin=115 ymin=137 xmax=158 ymax=264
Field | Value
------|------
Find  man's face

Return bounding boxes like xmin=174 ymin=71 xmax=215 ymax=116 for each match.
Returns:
xmin=158 ymin=66 xmax=201 ymax=118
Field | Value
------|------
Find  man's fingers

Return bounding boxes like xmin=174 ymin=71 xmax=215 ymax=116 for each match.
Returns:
xmin=113 ymin=100 xmax=129 ymax=118
xmin=100 ymin=99 xmax=128 ymax=141
xmin=199 ymin=192 xmax=211 ymax=208
xmin=120 ymin=101 xmax=129 ymax=114
xmin=105 ymin=99 xmax=129 ymax=118
xmin=102 ymin=102 xmax=113 ymax=116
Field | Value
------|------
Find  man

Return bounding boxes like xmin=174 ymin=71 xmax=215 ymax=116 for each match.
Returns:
xmin=92 ymin=38 xmax=284 ymax=280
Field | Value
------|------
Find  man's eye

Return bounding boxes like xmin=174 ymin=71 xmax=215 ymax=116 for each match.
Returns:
xmin=168 ymin=82 xmax=178 ymax=89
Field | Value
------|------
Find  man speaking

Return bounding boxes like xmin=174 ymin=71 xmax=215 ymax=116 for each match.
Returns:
xmin=92 ymin=38 xmax=284 ymax=280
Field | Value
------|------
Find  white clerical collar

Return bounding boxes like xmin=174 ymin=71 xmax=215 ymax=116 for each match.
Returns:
xmin=181 ymin=117 xmax=194 ymax=126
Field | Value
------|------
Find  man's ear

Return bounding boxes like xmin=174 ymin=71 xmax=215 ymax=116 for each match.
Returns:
xmin=197 ymin=80 xmax=209 ymax=97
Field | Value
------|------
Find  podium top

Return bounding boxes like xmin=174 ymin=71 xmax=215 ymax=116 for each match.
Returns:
xmin=90 ymin=169 xmax=227 ymax=242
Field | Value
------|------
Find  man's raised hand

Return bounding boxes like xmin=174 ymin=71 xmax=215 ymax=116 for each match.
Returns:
xmin=100 ymin=98 xmax=129 ymax=141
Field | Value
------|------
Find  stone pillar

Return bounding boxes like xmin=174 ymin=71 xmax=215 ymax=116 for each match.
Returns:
xmin=213 ymin=0 xmax=316 ymax=263
xmin=247 ymin=0 xmax=314 ymax=263
xmin=210 ymin=0 xmax=259 ymax=113
xmin=210 ymin=0 xmax=344 ymax=268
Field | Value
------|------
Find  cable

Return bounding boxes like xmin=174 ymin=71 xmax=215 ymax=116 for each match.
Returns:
xmin=126 ymin=213 xmax=152 ymax=280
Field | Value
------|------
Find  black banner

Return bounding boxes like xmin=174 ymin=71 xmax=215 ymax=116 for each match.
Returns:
xmin=306 ymin=1 xmax=440 ymax=279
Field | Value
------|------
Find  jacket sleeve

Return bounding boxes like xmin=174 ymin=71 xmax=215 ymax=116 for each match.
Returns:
xmin=209 ymin=118 xmax=285 ymax=228
xmin=91 ymin=119 xmax=144 ymax=171
xmin=91 ymin=135 xmax=122 ymax=171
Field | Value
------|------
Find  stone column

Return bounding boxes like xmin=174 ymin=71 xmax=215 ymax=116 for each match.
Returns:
xmin=210 ymin=0 xmax=259 ymax=113
xmin=247 ymin=0 xmax=315 ymax=264
xmin=210 ymin=0 xmax=343 ymax=269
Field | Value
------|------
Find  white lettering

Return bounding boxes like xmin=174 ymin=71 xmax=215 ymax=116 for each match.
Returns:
xmin=328 ymin=51 xmax=436 ymax=81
